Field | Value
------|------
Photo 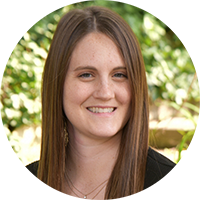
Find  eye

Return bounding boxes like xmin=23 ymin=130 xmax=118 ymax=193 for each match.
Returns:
xmin=79 ymin=73 xmax=93 ymax=78
xmin=113 ymin=73 xmax=127 ymax=78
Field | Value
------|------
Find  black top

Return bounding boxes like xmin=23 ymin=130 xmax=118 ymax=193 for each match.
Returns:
xmin=26 ymin=147 xmax=176 ymax=190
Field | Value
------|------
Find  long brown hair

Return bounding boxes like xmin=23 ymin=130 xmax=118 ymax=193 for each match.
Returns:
xmin=38 ymin=6 xmax=149 ymax=199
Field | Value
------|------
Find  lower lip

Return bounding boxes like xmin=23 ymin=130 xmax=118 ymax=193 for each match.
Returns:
xmin=87 ymin=108 xmax=116 ymax=117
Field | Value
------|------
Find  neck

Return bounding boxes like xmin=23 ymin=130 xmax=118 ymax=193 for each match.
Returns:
xmin=65 ymin=131 xmax=121 ymax=188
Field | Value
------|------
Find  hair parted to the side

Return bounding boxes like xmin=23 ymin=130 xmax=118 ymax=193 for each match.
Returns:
xmin=38 ymin=6 xmax=149 ymax=199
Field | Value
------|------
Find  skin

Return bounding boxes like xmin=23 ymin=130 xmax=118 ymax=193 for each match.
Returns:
xmin=62 ymin=32 xmax=131 ymax=199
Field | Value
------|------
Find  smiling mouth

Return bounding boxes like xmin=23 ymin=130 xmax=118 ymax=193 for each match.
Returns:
xmin=87 ymin=107 xmax=116 ymax=113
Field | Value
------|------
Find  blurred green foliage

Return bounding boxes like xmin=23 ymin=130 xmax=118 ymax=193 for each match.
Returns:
xmin=1 ymin=1 xmax=199 ymax=157
xmin=169 ymin=99 xmax=199 ymax=162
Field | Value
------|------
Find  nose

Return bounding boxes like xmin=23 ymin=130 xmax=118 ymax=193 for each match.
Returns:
xmin=93 ymin=79 xmax=115 ymax=101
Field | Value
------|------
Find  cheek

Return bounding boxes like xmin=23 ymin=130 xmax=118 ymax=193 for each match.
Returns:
xmin=63 ymin=82 xmax=76 ymax=112
xmin=121 ymin=87 xmax=132 ymax=122
xmin=116 ymin=84 xmax=131 ymax=106
xmin=63 ymin=81 xmax=91 ymax=108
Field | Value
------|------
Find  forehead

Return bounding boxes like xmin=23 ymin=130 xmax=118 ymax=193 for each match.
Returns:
xmin=69 ymin=32 xmax=125 ymax=69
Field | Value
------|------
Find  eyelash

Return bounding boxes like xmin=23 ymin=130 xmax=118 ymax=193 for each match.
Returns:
xmin=78 ymin=72 xmax=128 ymax=79
xmin=113 ymin=73 xmax=127 ymax=78
xmin=79 ymin=73 xmax=93 ymax=78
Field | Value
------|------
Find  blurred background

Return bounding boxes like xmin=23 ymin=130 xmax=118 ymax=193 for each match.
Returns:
xmin=1 ymin=1 xmax=199 ymax=166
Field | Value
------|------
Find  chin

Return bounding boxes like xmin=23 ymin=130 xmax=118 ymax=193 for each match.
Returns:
xmin=91 ymin=128 xmax=121 ymax=139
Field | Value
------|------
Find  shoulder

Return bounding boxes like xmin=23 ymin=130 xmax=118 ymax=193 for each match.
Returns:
xmin=25 ymin=161 xmax=39 ymax=173
xmin=147 ymin=147 xmax=176 ymax=169
xmin=25 ymin=161 xmax=39 ymax=200
xmin=145 ymin=147 xmax=176 ymax=184
xmin=144 ymin=147 xmax=176 ymax=200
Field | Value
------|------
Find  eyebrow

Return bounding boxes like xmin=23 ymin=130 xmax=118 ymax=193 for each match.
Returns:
xmin=74 ymin=66 xmax=127 ymax=71
xmin=74 ymin=66 xmax=98 ymax=72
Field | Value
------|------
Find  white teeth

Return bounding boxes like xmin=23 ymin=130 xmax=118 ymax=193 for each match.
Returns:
xmin=88 ymin=107 xmax=115 ymax=113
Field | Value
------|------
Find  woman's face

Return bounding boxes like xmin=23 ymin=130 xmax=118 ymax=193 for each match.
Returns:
xmin=63 ymin=33 xmax=131 ymax=142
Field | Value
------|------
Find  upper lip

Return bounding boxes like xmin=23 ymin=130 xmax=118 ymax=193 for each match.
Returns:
xmin=87 ymin=106 xmax=116 ymax=108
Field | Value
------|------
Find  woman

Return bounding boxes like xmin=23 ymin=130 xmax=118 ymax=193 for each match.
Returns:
xmin=27 ymin=6 xmax=175 ymax=199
